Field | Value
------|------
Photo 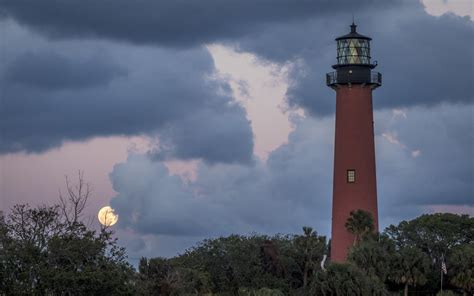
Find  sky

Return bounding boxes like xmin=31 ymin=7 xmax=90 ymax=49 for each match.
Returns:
xmin=0 ymin=0 xmax=473 ymax=261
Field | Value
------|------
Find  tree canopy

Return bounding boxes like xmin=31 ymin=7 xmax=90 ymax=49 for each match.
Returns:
xmin=0 ymin=205 xmax=135 ymax=295
xmin=345 ymin=209 xmax=375 ymax=246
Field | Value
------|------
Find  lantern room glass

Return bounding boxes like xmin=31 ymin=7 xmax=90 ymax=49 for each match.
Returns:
xmin=337 ymin=38 xmax=371 ymax=65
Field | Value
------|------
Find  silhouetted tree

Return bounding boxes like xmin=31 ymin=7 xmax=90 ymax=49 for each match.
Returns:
xmin=385 ymin=213 xmax=473 ymax=263
xmin=385 ymin=213 xmax=474 ymax=293
xmin=348 ymin=233 xmax=396 ymax=282
xmin=59 ymin=170 xmax=91 ymax=225
xmin=389 ymin=246 xmax=430 ymax=296
xmin=345 ymin=210 xmax=374 ymax=246
xmin=294 ymin=226 xmax=325 ymax=288
xmin=310 ymin=263 xmax=388 ymax=295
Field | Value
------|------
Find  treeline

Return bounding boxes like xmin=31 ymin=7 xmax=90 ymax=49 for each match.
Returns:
xmin=135 ymin=212 xmax=473 ymax=296
xmin=0 ymin=176 xmax=472 ymax=295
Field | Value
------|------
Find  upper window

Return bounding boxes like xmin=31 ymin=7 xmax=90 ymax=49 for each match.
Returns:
xmin=347 ymin=169 xmax=356 ymax=183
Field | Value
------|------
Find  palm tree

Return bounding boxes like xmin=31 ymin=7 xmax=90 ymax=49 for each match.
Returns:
xmin=389 ymin=247 xmax=430 ymax=296
xmin=345 ymin=210 xmax=374 ymax=246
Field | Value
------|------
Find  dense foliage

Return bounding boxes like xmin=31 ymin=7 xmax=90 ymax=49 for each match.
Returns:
xmin=0 ymin=205 xmax=135 ymax=295
xmin=136 ymin=227 xmax=327 ymax=295
xmin=133 ymin=212 xmax=472 ymax=296
xmin=0 ymin=179 xmax=472 ymax=296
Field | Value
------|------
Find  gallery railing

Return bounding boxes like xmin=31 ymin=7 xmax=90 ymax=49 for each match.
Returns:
xmin=326 ymin=71 xmax=382 ymax=87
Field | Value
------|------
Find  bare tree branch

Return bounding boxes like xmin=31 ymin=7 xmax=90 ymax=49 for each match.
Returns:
xmin=58 ymin=170 xmax=91 ymax=226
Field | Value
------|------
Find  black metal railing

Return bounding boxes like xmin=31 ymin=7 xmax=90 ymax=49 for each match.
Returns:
xmin=326 ymin=71 xmax=338 ymax=85
xmin=371 ymin=72 xmax=382 ymax=85
xmin=326 ymin=71 xmax=381 ymax=87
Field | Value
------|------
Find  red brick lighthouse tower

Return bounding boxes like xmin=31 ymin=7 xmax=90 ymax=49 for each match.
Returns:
xmin=326 ymin=23 xmax=382 ymax=262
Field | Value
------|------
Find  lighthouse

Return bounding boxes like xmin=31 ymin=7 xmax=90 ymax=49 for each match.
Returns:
xmin=326 ymin=23 xmax=381 ymax=262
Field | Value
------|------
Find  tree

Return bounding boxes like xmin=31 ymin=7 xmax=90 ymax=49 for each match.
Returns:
xmin=173 ymin=234 xmax=289 ymax=293
xmin=137 ymin=257 xmax=212 ymax=295
xmin=345 ymin=210 xmax=375 ymax=246
xmin=389 ymin=246 xmax=430 ymax=296
xmin=45 ymin=227 xmax=135 ymax=295
xmin=59 ymin=170 xmax=91 ymax=225
xmin=310 ymin=263 xmax=388 ymax=296
xmin=1 ymin=204 xmax=64 ymax=293
xmin=138 ymin=257 xmax=174 ymax=294
xmin=0 ymin=174 xmax=135 ymax=295
xmin=162 ymin=230 xmax=327 ymax=294
xmin=0 ymin=211 xmax=15 ymax=293
xmin=348 ymin=233 xmax=396 ymax=282
xmin=448 ymin=244 xmax=474 ymax=295
xmin=385 ymin=213 xmax=474 ymax=293
xmin=385 ymin=213 xmax=473 ymax=263
xmin=293 ymin=226 xmax=326 ymax=288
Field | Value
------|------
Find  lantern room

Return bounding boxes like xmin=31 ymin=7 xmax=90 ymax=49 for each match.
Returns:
xmin=335 ymin=23 xmax=371 ymax=66
xmin=326 ymin=23 xmax=382 ymax=88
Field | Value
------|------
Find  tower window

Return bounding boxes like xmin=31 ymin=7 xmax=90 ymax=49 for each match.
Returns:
xmin=347 ymin=170 xmax=356 ymax=183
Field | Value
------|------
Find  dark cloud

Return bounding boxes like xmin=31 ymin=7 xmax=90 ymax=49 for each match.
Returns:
xmin=0 ymin=0 xmax=400 ymax=47
xmin=0 ymin=22 xmax=253 ymax=163
xmin=110 ymin=104 xmax=473 ymax=247
xmin=234 ymin=7 xmax=473 ymax=115
xmin=1 ymin=0 xmax=471 ymax=158
xmin=154 ymin=106 xmax=254 ymax=164
xmin=4 ymin=51 xmax=126 ymax=90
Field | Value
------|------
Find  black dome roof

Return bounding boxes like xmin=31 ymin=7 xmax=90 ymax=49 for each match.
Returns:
xmin=335 ymin=23 xmax=371 ymax=41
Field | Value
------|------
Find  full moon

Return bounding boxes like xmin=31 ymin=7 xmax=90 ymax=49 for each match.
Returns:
xmin=97 ymin=206 xmax=118 ymax=227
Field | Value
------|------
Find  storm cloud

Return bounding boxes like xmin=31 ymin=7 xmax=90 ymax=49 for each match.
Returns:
xmin=1 ymin=0 xmax=471 ymax=120
xmin=4 ymin=51 xmax=126 ymax=90
xmin=0 ymin=0 xmax=399 ymax=47
xmin=0 ymin=21 xmax=253 ymax=163
xmin=0 ymin=0 xmax=471 ymax=195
